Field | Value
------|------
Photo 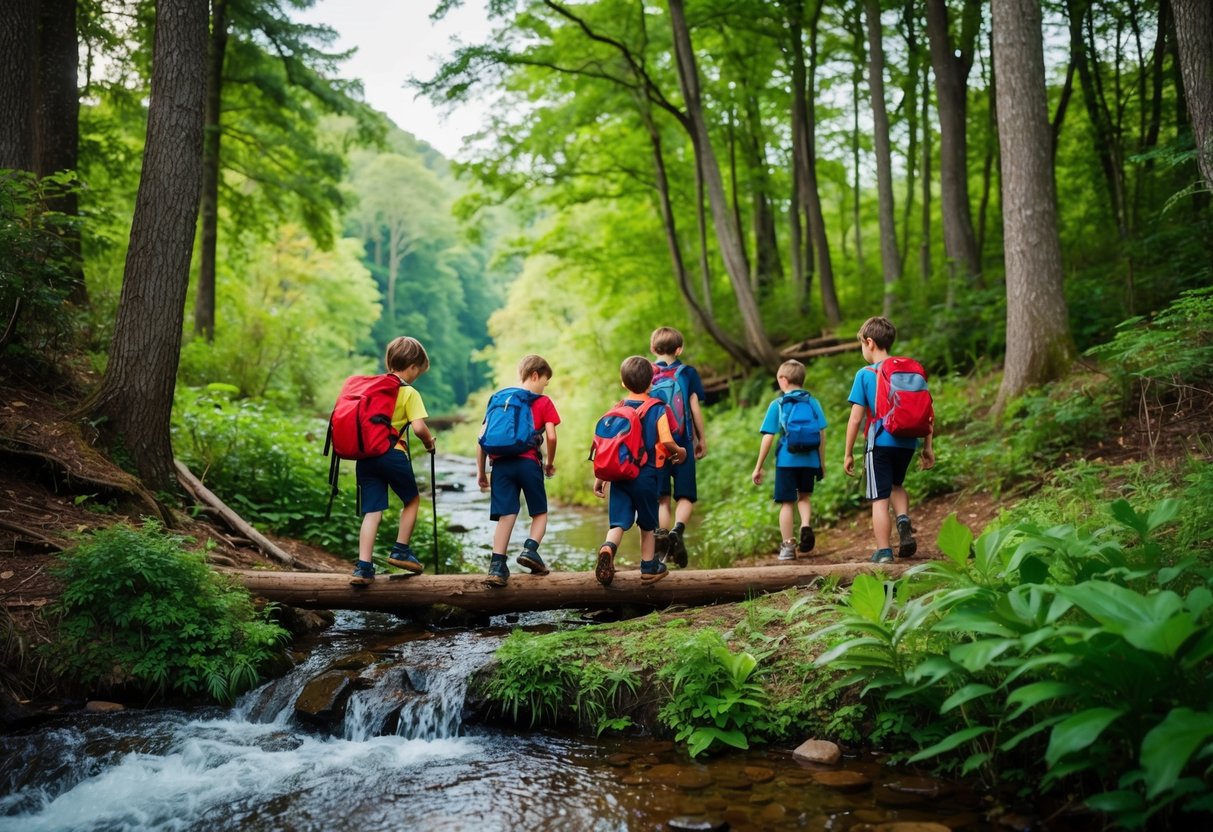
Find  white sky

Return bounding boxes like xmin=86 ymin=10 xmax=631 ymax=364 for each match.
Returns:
xmin=297 ymin=0 xmax=495 ymax=159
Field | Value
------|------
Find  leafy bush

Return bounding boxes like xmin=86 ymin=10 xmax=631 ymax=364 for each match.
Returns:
xmin=44 ymin=521 xmax=288 ymax=703
xmin=810 ymin=497 xmax=1213 ymax=828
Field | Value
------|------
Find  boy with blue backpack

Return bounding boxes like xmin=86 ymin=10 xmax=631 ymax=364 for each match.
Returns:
xmin=751 ymin=359 xmax=828 ymax=560
xmin=842 ymin=316 xmax=936 ymax=564
xmin=476 ymin=355 xmax=561 ymax=588
xmin=649 ymin=326 xmax=707 ymax=569
xmin=590 ymin=356 xmax=687 ymax=586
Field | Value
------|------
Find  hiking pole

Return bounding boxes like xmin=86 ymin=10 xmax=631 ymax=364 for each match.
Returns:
xmin=429 ymin=446 xmax=440 ymax=574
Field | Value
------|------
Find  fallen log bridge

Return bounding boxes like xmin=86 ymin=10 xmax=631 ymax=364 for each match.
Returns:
xmin=227 ymin=561 xmax=912 ymax=616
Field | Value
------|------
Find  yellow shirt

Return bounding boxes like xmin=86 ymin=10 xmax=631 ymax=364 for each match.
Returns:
xmin=392 ymin=385 xmax=428 ymax=454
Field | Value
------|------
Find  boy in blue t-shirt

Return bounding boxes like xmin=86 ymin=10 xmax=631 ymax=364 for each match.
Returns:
xmin=751 ymin=359 xmax=827 ymax=560
xmin=843 ymin=316 xmax=936 ymax=563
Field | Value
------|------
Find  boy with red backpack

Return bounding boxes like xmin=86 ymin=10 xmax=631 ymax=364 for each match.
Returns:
xmin=842 ymin=317 xmax=936 ymax=563
xmin=476 ymin=354 xmax=561 ymax=588
xmin=649 ymin=326 xmax=708 ymax=569
xmin=339 ymin=336 xmax=436 ymax=586
xmin=591 ymin=356 xmax=687 ymax=586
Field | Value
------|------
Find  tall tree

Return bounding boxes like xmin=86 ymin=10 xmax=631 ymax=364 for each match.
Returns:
xmin=1172 ymin=0 xmax=1213 ymax=191
xmin=992 ymin=0 xmax=1076 ymax=411
xmin=85 ymin=0 xmax=208 ymax=492
xmin=864 ymin=0 xmax=901 ymax=315
xmin=0 ymin=0 xmax=37 ymax=171
xmin=925 ymin=0 xmax=983 ymax=285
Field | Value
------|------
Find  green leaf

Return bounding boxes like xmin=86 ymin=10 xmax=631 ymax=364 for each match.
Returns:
xmin=940 ymin=683 xmax=997 ymax=714
xmin=950 ymin=638 xmax=1018 ymax=672
xmin=936 ymin=514 xmax=974 ymax=566
xmin=847 ymin=573 xmax=890 ymax=623
xmin=1045 ymin=708 xmax=1125 ymax=767
xmin=1085 ymin=790 xmax=1145 ymax=813
xmin=1110 ymin=499 xmax=1148 ymax=538
xmin=1005 ymin=681 xmax=1080 ymax=721
xmin=1146 ymin=499 xmax=1180 ymax=533
xmin=908 ymin=726 xmax=993 ymax=763
xmin=1140 ymin=708 xmax=1213 ymax=798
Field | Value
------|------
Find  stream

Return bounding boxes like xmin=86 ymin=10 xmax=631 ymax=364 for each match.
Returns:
xmin=0 ymin=456 xmax=1017 ymax=831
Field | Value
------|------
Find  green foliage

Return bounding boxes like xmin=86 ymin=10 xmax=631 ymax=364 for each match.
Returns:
xmin=0 ymin=171 xmax=81 ymax=356
xmin=810 ymin=495 xmax=1213 ymax=828
xmin=43 ymin=521 xmax=287 ymax=703
xmin=657 ymin=630 xmax=772 ymax=757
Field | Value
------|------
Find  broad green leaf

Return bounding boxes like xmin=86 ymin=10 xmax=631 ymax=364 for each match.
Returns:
xmin=1110 ymin=499 xmax=1148 ymax=538
xmin=905 ymin=655 xmax=963 ymax=686
xmin=1005 ymin=681 xmax=1080 ymax=720
xmin=908 ymin=726 xmax=993 ymax=763
xmin=937 ymin=514 xmax=973 ymax=566
xmin=1185 ymin=587 xmax=1213 ymax=617
xmin=847 ymin=574 xmax=890 ymax=623
xmin=1004 ymin=653 xmax=1079 ymax=685
xmin=1045 ymin=708 xmax=1125 ymax=767
xmin=940 ymin=683 xmax=997 ymax=714
xmin=1140 ymin=708 xmax=1213 ymax=798
xmin=1146 ymin=499 xmax=1180 ymax=533
xmin=1085 ymin=790 xmax=1145 ymax=813
xmin=961 ymin=751 xmax=992 ymax=776
xmin=1158 ymin=558 xmax=1197 ymax=585
xmin=1000 ymin=715 xmax=1067 ymax=752
xmin=1017 ymin=555 xmax=1050 ymax=586
xmin=950 ymin=638 xmax=1018 ymax=672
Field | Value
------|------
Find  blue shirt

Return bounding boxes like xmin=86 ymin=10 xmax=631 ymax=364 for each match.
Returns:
xmin=848 ymin=364 xmax=920 ymax=450
xmin=760 ymin=391 xmax=827 ymax=468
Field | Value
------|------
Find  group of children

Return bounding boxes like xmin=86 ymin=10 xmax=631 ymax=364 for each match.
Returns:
xmin=347 ymin=317 xmax=935 ymax=588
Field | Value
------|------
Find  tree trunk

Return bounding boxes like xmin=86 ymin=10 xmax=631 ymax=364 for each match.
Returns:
xmin=667 ymin=0 xmax=777 ymax=366
xmin=195 ymin=0 xmax=229 ymax=342
xmin=0 ymin=0 xmax=36 ymax=171
xmin=925 ymin=0 xmax=982 ymax=285
xmin=864 ymin=0 xmax=901 ymax=317
xmin=84 ymin=0 xmax=208 ymax=493
xmin=742 ymin=92 xmax=783 ymax=294
xmin=899 ymin=0 xmax=920 ymax=272
xmin=921 ymin=68 xmax=933 ymax=283
xmin=992 ymin=0 xmax=1076 ymax=412
xmin=1173 ymin=0 xmax=1213 ymax=191
xmin=977 ymin=31 xmax=997 ymax=261
xmin=227 ymin=561 xmax=913 ymax=616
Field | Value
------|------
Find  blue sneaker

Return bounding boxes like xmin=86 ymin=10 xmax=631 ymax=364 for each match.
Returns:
xmin=640 ymin=558 xmax=668 ymax=584
xmin=349 ymin=560 xmax=375 ymax=586
xmin=485 ymin=554 xmax=509 ymax=588
xmin=516 ymin=545 xmax=549 ymax=576
xmin=387 ymin=546 xmax=423 ymax=574
xmin=870 ymin=548 xmax=895 ymax=564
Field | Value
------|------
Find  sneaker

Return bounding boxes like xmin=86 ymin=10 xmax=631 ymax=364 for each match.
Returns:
xmin=485 ymin=555 xmax=509 ymax=588
xmin=654 ymin=528 xmax=671 ymax=564
xmin=349 ymin=560 xmax=375 ymax=586
xmin=896 ymin=516 xmax=917 ymax=559
xmin=870 ymin=548 xmax=895 ymax=564
xmin=778 ymin=540 xmax=797 ymax=561
xmin=387 ymin=548 xmax=424 ymax=573
xmin=516 ymin=546 xmax=549 ymax=576
xmin=595 ymin=544 xmax=616 ymax=587
xmin=798 ymin=526 xmax=816 ymax=554
xmin=667 ymin=529 xmax=689 ymax=568
xmin=640 ymin=558 xmax=668 ymax=584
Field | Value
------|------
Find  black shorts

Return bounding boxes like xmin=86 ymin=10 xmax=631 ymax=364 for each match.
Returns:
xmin=864 ymin=446 xmax=915 ymax=501
xmin=489 ymin=456 xmax=548 ymax=520
xmin=773 ymin=466 xmax=820 ymax=503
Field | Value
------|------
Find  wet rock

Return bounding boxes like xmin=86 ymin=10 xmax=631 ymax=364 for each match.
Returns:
xmin=273 ymin=606 xmax=335 ymax=637
xmin=85 ymin=700 xmax=125 ymax=713
xmin=742 ymin=765 xmax=775 ymax=783
xmin=757 ymin=803 xmax=788 ymax=824
xmin=884 ymin=776 xmax=954 ymax=799
xmin=873 ymin=785 xmax=928 ymax=807
xmin=671 ymin=769 xmax=714 ymax=791
xmin=667 ymin=817 xmax=728 ymax=832
xmin=793 ymin=739 xmax=842 ymax=766
xmin=294 ymin=672 xmax=353 ymax=726
xmin=620 ymin=774 xmax=646 ymax=786
xmin=854 ymin=809 xmax=889 ymax=823
xmin=607 ymin=752 xmax=634 ymax=767
xmin=721 ymin=809 xmax=751 ymax=827
xmin=326 ymin=652 xmax=379 ymax=672
xmin=704 ymin=798 xmax=729 ymax=811
xmin=810 ymin=769 xmax=872 ymax=792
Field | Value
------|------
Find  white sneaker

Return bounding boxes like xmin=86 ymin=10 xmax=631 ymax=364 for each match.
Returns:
xmin=778 ymin=540 xmax=797 ymax=561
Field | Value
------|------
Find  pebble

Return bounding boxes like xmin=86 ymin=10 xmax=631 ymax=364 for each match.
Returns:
xmin=810 ymin=769 xmax=872 ymax=792
xmin=84 ymin=700 xmax=124 ymax=713
xmin=793 ymin=738 xmax=843 ymax=765
xmin=742 ymin=765 xmax=775 ymax=783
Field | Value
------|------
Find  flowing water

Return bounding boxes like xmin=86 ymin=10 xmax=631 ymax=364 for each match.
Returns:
xmin=0 ymin=456 xmax=1023 ymax=831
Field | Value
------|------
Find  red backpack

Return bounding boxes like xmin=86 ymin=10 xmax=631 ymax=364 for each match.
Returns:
xmin=867 ymin=357 xmax=934 ymax=439
xmin=322 ymin=374 xmax=406 ymax=517
xmin=589 ymin=398 xmax=663 ymax=482
xmin=649 ymin=363 xmax=690 ymax=442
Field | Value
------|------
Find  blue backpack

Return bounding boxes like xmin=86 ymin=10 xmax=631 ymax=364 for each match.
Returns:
xmin=778 ymin=391 xmax=821 ymax=454
xmin=650 ymin=363 xmax=690 ymax=442
xmin=479 ymin=387 xmax=542 ymax=456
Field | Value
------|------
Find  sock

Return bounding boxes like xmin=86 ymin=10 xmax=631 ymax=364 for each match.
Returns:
xmin=523 ymin=538 xmax=539 ymax=552
xmin=877 ymin=547 xmax=894 ymax=557
xmin=600 ymin=540 xmax=617 ymax=553
xmin=896 ymin=514 xmax=911 ymax=526
xmin=490 ymin=552 xmax=507 ymax=562
xmin=673 ymin=521 xmax=686 ymax=536
xmin=391 ymin=541 xmax=413 ymax=556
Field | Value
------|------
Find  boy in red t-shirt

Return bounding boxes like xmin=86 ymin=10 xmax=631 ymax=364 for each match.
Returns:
xmin=476 ymin=355 xmax=561 ymax=587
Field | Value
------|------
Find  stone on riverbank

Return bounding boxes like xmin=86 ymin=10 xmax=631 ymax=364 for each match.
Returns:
xmin=792 ymin=738 xmax=842 ymax=765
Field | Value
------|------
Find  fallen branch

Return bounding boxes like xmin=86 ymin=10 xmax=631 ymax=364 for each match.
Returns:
xmin=0 ymin=517 xmax=64 ymax=551
xmin=174 ymin=460 xmax=296 ymax=567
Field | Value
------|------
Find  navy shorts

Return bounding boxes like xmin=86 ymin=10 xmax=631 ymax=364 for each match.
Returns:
xmin=489 ymin=456 xmax=548 ymax=520
xmin=355 ymin=448 xmax=419 ymax=514
xmin=608 ymin=468 xmax=660 ymax=532
xmin=865 ymin=446 xmax=916 ymax=501
xmin=773 ymin=466 xmax=820 ymax=503
xmin=658 ymin=448 xmax=697 ymax=502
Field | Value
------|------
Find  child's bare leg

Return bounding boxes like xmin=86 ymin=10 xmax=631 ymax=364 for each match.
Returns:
xmin=674 ymin=498 xmax=694 ymax=526
xmin=797 ymin=492 xmax=813 ymax=529
xmin=871 ymin=498 xmax=892 ymax=550
xmin=359 ymin=511 xmax=384 ymax=562
xmin=493 ymin=514 xmax=518 ymax=554
xmin=606 ymin=526 xmax=625 ymax=547
xmin=890 ymin=485 xmax=909 ymax=519
xmin=640 ymin=528 xmax=655 ymax=561
xmin=527 ymin=512 xmax=548 ymax=544
xmin=779 ymin=502 xmax=794 ymax=541
xmin=658 ymin=495 xmax=673 ymax=529
xmin=396 ymin=495 xmax=420 ymax=545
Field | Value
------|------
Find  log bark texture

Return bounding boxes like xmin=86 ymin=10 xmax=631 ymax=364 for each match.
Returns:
xmin=226 ymin=561 xmax=911 ymax=616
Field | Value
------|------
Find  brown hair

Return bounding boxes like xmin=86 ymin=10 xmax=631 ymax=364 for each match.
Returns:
xmin=384 ymin=336 xmax=430 ymax=373
xmin=518 ymin=354 xmax=553 ymax=381
xmin=649 ymin=326 xmax=684 ymax=356
xmin=620 ymin=355 xmax=655 ymax=395
xmin=778 ymin=359 xmax=806 ymax=386
xmin=858 ymin=316 xmax=897 ymax=351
